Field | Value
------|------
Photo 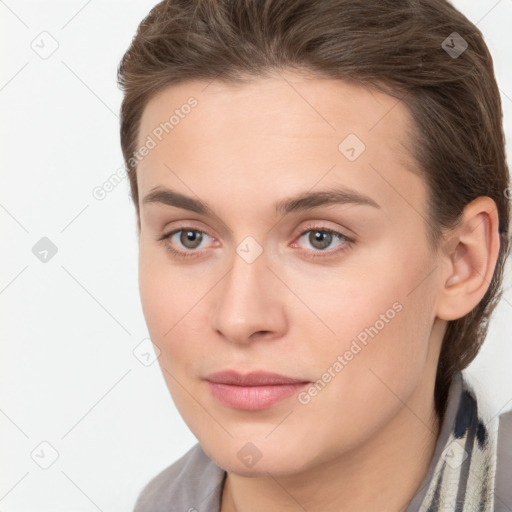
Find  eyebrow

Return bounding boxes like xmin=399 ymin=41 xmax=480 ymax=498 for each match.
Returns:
xmin=142 ymin=185 xmax=380 ymax=217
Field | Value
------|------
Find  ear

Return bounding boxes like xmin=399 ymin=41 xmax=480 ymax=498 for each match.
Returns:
xmin=435 ymin=196 xmax=501 ymax=321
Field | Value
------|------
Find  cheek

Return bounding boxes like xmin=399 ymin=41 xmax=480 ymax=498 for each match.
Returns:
xmin=139 ymin=240 xmax=194 ymax=329
xmin=288 ymin=272 xmax=436 ymax=457
xmin=300 ymin=242 xmax=438 ymax=392
xmin=139 ymin=260 xmax=172 ymax=336
xmin=138 ymin=244 xmax=214 ymax=372
xmin=138 ymin=244 xmax=184 ymax=350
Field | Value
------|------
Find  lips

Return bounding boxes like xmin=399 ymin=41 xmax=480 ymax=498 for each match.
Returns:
xmin=205 ymin=370 xmax=309 ymax=386
xmin=205 ymin=370 xmax=310 ymax=410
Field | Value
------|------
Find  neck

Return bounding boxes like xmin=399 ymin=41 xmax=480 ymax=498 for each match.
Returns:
xmin=221 ymin=369 xmax=441 ymax=512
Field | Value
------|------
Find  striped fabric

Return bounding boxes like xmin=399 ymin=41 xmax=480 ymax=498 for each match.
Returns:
xmin=417 ymin=376 xmax=498 ymax=512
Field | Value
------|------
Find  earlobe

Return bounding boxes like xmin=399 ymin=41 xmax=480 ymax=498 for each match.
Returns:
xmin=436 ymin=197 xmax=500 ymax=321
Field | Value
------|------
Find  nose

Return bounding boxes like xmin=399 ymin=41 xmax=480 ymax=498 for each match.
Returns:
xmin=211 ymin=246 xmax=288 ymax=345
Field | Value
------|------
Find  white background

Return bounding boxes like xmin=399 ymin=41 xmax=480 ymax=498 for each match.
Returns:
xmin=1 ymin=1 xmax=511 ymax=510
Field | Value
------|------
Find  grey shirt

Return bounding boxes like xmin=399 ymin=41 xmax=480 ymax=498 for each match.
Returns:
xmin=134 ymin=373 xmax=512 ymax=511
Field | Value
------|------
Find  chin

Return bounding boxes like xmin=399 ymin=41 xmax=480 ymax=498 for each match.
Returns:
xmin=203 ymin=440 xmax=310 ymax=477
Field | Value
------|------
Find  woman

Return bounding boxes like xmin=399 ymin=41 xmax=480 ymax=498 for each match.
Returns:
xmin=117 ymin=0 xmax=512 ymax=510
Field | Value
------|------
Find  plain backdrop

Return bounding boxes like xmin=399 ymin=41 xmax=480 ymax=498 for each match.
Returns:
xmin=1 ymin=1 xmax=511 ymax=510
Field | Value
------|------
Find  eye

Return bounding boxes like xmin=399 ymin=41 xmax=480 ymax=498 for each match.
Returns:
xmin=157 ymin=224 xmax=353 ymax=261
xmin=157 ymin=227 xmax=215 ymax=259
xmin=292 ymin=225 xmax=353 ymax=258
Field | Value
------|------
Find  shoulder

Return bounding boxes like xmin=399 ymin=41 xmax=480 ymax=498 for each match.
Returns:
xmin=133 ymin=443 xmax=226 ymax=512
xmin=495 ymin=408 xmax=512 ymax=511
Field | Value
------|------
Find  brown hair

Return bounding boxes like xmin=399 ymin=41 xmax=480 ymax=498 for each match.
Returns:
xmin=117 ymin=0 xmax=510 ymax=422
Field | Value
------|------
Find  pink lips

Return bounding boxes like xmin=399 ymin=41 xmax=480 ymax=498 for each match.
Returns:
xmin=205 ymin=370 xmax=310 ymax=410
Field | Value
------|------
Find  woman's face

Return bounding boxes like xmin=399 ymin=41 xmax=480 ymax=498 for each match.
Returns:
xmin=136 ymin=72 xmax=444 ymax=475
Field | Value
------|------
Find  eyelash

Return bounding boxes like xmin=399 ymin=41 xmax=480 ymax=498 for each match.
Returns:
xmin=157 ymin=224 xmax=354 ymax=260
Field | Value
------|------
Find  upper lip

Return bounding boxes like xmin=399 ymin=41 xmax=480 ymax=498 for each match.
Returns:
xmin=205 ymin=370 xmax=310 ymax=386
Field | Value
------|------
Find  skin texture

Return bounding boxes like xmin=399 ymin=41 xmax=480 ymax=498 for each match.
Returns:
xmin=135 ymin=71 xmax=500 ymax=512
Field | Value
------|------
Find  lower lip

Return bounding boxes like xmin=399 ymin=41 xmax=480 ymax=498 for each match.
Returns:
xmin=207 ymin=381 xmax=310 ymax=410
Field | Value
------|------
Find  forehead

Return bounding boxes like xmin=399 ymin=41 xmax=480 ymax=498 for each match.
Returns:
xmin=138 ymin=71 xmax=411 ymax=145
xmin=136 ymin=72 xmax=424 ymax=219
